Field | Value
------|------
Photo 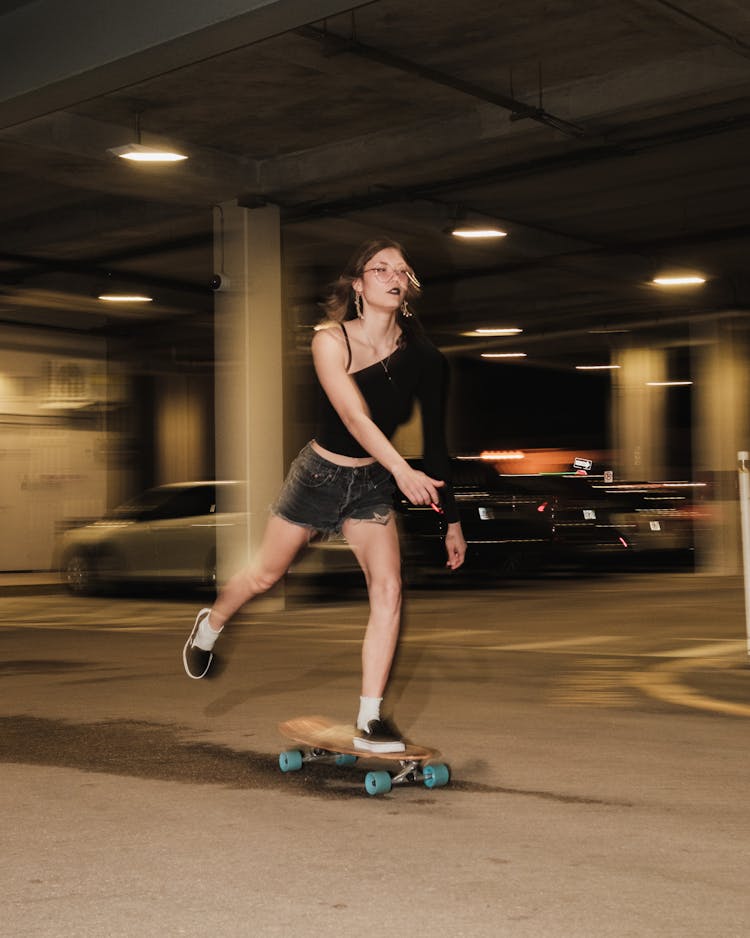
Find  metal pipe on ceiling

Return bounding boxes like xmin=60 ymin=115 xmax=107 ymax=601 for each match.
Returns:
xmin=295 ymin=24 xmax=588 ymax=138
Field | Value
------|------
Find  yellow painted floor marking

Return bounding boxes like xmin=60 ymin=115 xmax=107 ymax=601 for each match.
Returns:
xmin=629 ymin=644 xmax=750 ymax=718
xmin=487 ymin=635 xmax=624 ymax=653
xmin=642 ymin=640 xmax=746 ymax=658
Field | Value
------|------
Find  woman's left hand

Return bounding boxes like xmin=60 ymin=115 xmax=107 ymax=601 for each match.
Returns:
xmin=444 ymin=522 xmax=467 ymax=570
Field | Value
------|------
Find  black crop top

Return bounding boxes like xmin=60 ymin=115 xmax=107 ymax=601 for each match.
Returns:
xmin=315 ymin=322 xmax=458 ymax=523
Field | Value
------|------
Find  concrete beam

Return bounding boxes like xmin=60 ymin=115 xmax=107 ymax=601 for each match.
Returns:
xmin=253 ymin=45 xmax=750 ymax=201
xmin=0 ymin=0 xmax=373 ymax=129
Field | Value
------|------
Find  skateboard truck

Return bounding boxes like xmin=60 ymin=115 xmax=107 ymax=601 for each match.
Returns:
xmin=279 ymin=745 xmax=450 ymax=796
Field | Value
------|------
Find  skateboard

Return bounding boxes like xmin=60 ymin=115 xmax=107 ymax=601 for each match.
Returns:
xmin=278 ymin=714 xmax=450 ymax=797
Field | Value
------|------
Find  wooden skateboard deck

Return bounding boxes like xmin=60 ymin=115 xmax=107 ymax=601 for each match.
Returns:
xmin=277 ymin=714 xmax=450 ymax=796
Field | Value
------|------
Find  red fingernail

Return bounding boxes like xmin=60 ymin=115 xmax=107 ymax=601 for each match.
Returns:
xmin=430 ymin=502 xmax=444 ymax=514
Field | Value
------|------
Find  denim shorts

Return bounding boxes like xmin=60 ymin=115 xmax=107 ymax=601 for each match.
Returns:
xmin=271 ymin=442 xmax=396 ymax=534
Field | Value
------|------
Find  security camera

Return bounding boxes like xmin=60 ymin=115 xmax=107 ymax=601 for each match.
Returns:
xmin=209 ymin=273 xmax=231 ymax=292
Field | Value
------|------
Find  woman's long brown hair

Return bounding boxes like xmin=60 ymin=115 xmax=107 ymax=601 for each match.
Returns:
xmin=320 ymin=237 xmax=422 ymax=328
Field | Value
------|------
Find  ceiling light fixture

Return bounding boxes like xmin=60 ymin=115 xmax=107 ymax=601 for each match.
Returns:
xmin=646 ymin=380 xmax=693 ymax=387
xmin=464 ymin=327 xmax=523 ymax=336
xmin=452 ymin=226 xmax=507 ymax=239
xmin=449 ymin=209 xmax=507 ymax=240
xmin=108 ymin=113 xmax=187 ymax=163
xmin=651 ymin=275 xmax=705 ymax=286
xmin=109 ymin=143 xmax=187 ymax=162
xmin=98 ymin=293 xmax=153 ymax=303
xmin=481 ymin=352 xmax=527 ymax=359
xmin=575 ymin=364 xmax=621 ymax=371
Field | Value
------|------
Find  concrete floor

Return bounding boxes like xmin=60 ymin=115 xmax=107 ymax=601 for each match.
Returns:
xmin=2 ymin=571 xmax=750 ymax=937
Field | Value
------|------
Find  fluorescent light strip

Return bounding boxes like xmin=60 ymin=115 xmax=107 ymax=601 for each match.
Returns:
xmin=452 ymin=228 xmax=507 ymax=239
xmin=575 ymin=364 xmax=621 ymax=371
xmin=652 ymin=276 xmax=705 ymax=286
xmin=98 ymin=294 xmax=153 ymax=302
xmin=646 ymin=380 xmax=693 ymax=387
xmin=481 ymin=352 xmax=527 ymax=359
xmin=109 ymin=144 xmax=187 ymax=162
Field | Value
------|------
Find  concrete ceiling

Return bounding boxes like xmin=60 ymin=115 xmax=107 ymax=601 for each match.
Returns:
xmin=0 ymin=0 xmax=749 ymax=369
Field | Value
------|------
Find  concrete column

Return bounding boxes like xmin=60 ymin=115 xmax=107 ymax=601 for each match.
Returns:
xmin=612 ymin=345 xmax=667 ymax=480
xmin=692 ymin=319 xmax=750 ymax=573
xmin=213 ymin=201 xmax=284 ymax=609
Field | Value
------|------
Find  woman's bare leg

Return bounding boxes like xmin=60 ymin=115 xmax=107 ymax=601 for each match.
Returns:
xmin=342 ymin=514 xmax=402 ymax=698
xmin=209 ymin=514 xmax=313 ymax=630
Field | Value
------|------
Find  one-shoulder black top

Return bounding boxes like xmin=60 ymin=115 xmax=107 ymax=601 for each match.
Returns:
xmin=315 ymin=322 xmax=458 ymax=523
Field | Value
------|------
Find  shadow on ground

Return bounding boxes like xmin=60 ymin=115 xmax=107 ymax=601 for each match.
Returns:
xmin=0 ymin=716 xmax=632 ymax=806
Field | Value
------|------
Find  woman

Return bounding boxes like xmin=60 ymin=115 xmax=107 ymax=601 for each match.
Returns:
xmin=183 ymin=237 xmax=466 ymax=752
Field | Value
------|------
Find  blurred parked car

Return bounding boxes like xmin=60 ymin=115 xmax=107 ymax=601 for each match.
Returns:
xmin=584 ymin=478 xmax=697 ymax=558
xmin=59 ymin=481 xmax=241 ymax=594
xmin=64 ymin=468 xmax=695 ymax=595
xmin=397 ymin=460 xmax=695 ymax=579
xmin=396 ymin=459 xmax=556 ymax=579
xmin=507 ymin=474 xmax=696 ymax=562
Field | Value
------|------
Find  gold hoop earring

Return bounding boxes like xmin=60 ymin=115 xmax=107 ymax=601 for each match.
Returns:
xmin=401 ymin=300 xmax=413 ymax=318
xmin=354 ymin=292 xmax=363 ymax=318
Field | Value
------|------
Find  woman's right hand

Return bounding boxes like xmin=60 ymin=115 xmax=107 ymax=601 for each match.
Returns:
xmin=391 ymin=464 xmax=445 ymax=507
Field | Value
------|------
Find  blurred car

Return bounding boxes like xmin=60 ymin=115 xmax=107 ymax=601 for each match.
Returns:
xmin=59 ymin=481 xmax=241 ymax=594
xmin=66 ymin=468 xmax=694 ymax=595
xmin=507 ymin=474 xmax=696 ymax=562
xmin=575 ymin=477 xmax=697 ymax=558
xmin=397 ymin=460 xmax=695 ymax=578
xmin=396 ymin=458 xmax=557 ymax=579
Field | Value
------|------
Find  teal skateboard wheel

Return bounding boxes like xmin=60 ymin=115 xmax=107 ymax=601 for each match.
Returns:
xmin=279 ymin=749 xmax=303 ymax=772
xmin=365 ymin=770 xmax=392 ymax=796
xmin=423 ymin=763 xmax=450 ymax=788
xmin=335 ymin=753 xmax=358 ymax=767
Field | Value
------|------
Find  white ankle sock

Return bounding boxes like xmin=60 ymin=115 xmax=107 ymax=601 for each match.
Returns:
xmin=357 ymin=696 xmax=382 ymax=731
xmin=194 ymin=611 xmax=222 ymax=652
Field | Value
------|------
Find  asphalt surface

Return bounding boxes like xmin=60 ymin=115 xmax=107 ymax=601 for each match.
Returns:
xmin=2 ymin=571 xmax=750 ymax=937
